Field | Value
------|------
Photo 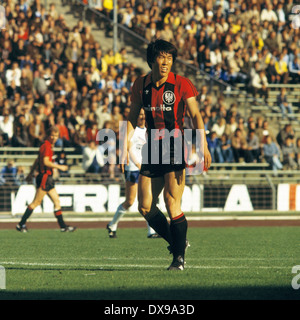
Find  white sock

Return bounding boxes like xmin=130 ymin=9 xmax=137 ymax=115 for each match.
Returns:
xmin=109 ymin=204 xmax=127 ymax=231
xmin=147 ymin=222 xmax=156 ymax=236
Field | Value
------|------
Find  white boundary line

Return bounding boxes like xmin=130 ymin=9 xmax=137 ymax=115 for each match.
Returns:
xmin=1 ymin=215 xmax=300 ymax=223
xmin=0 ymin=260 xmax=289 ymax=270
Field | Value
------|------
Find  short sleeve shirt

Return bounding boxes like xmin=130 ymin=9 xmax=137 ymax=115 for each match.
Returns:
xmin=130 ymin=72 xmax=198 ymax=135
xmin=39 ymin=140 xmax=53 ymax=175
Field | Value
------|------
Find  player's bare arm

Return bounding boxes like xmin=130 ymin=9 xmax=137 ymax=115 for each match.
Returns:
xmin=120 ymin=101 xmax=142 ymax=173
xmin=43 ymin=156 xmax=68 ymax=172
xmin=185 ymin=96 xmax=212 ymax=170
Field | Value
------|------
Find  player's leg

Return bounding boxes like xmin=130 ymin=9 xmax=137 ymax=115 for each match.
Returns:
xmin=164 ymin=169 xmax=187 ymax=270
xmin=107 ymin=180 xmax=137 ymax=237
xmin=16 ymin=188 xmax=47 ymax=232
xmin=138 ymin=174 xmax=172 ymax=245
xmin=47 ymin=188 xmax=76 ymax=232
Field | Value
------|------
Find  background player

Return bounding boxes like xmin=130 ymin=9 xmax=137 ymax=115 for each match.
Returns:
xmin=107 ymin=109 xmax=159 ymax=238
xmin=121 ymin=39 xmax=211 ymax=270
xmin=16 ymin=126 xmax=76 ymax=232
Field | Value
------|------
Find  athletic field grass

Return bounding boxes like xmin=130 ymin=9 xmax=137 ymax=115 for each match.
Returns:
xmin=0 ymin=226 xmax=299 ymax=300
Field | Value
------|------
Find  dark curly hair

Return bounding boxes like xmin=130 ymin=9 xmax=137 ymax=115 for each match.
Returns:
xmin=146 ymin=39 xmax=177 ymax=69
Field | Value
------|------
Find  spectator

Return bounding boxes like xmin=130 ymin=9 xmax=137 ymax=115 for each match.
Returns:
xmin=119 ymin=2 xmax=135 ymax=28
xmin=110 ymin=104 xmax=123 ymax=134
xmin=145 ymin=21 xmax=157 ymax=43
xmin=247 ymin=129 xmax=260 ymax=163
xmin=28 ymin=114 xmax=45 ymax=147
xmin=68 ymin=26 xmax=83 ymax=49
xmin=82 ymin=140 xmax=105 ymax=174
xmin=0 ymin=160 xmax=22 ymax=186
xmin=56 ymin=117 xmax=72 ymax=147
xmin=220 ymin=133 xmax=234 ymax=163
xmin=231 ymin=128 xmax=252 ymax=163
xmin=33 ymin=67 xmax=48 ymax=102
xmin=264 ymin=31 xmax=280 ymax=53
xmin=51 ymin=41 xmax=64 ymax=67
xmin=275 ymin=53 xmax=289 ymax=84
xmin=81 ymin=26 xmax=96 ymax=50
xmin=6 ymin=79 xmax=22 ymax=100
xmin=289 ymin=56 xmax=300 ymax=84
xmin=73 ymin=124 xmax=88 ymax=153
xmin=11 ymin=114 xmax=30 ymax=147
xmin=65 ymin=40 xmax=82 ymax=65
xmin=276 ymin=124 xmax=295 ymax=148
xmin=20 ymin=68 xmax=33 ymax=98
xmin=160 ymin=23 xmax=174 ymax=43
xmin=277 ymin=88 xmax=293 ymax=118
xmin=95 ymin=97 xmax=112 ymax=129
xmin=260 ymin=4 xmax=278 ymax=23
xmin=263 ymin=135 xmax=283 ymax=173
xmin=86 ymin=121 xmax=99 ymax=143
xmin=0 ymin=113 xmax=14 ymax=145
xmin=112 ymin=74 xmax=125 ymax=93
xmin=266 ymin=57 xmax=280 ymax=84
xmin=211 ymin=117 xmax=226 ymax=138
xmin=91 ymin=49 xmax=108 ymax=75
xmin=207 ymin=131 xmax=224 ymax=163
xmin=257 ymin=120 xmax=276 ymax=145
xmin=224 ymin=115 xmax=238 ymax=139
xmin=6 ymin=61 xmax=21 ymax=87
xmin=249 ymin=69 xmax=269 ymax=101
xmin=282 ymin=136 xmax=298 ymax=170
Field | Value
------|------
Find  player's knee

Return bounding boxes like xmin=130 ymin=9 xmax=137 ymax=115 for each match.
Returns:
xmin=138 ymin=203 xmax=150 ymax=216
xmin=29 ymin=201 xmax=40 ymax=209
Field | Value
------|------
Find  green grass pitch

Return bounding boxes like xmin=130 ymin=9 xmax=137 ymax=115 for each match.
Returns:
xmin=0 ymin=225 xmax=299 ymax=300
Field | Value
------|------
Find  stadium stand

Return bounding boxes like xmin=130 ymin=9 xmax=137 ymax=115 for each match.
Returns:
xmin=0 ymin=0 xmax=299 ymax=189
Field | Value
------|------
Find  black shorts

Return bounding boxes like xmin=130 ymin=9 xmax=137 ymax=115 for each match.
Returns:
xmin=140 ymin=163 xmax=185 ymax=178
xmin=140 ymin=138 xmax=186 ymax=178
xmin=36 ymin=173 xmax=55 ymax=191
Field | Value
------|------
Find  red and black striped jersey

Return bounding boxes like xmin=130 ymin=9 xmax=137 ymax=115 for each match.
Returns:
xmin=38 ymin=140 xmax=53 ymax=175
xmin=130 ymin=72 xmax=198 ymax=137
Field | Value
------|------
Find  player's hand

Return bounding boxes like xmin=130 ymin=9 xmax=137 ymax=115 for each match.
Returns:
xmin=203 ymin=146 xmax=212 ymax=170
xmin=59 ymin=165 xmax=68 ymax=172
xmin=119 ymin=150 xmax=129 ymax=173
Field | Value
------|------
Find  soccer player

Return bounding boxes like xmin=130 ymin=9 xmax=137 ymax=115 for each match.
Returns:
xmin=16 ymin=126 xmax=76 ymax=232
xmin=107 ymin=109 xmax=158 ymax=238
xmin=121 ymin=39 xmax=211 ymax=270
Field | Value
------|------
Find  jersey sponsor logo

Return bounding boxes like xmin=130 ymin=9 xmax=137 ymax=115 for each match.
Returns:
xmin=163 ymin=90 xmax=176 ymax=105
xmin=144 ymin=104 xmax=172 ymax=111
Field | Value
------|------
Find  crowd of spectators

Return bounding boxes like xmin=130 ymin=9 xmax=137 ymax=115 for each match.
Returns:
xmin=109 ymin=0 xmax=300 ymax=92
xmin=200 ymin=86 xmax=300 ymax=172
xmin=0 ymin=0 xmax=300 ymax=183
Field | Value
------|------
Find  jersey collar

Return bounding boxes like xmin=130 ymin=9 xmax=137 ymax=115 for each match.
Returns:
xmin=145 ymin=71 xmax=176 ymax=89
